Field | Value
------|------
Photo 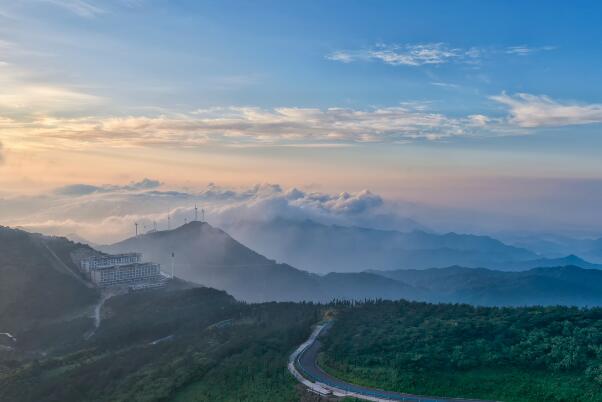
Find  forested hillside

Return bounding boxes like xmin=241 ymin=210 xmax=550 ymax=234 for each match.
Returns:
xmin=0 ymin=226 xmax=98 ymax=333
xmin=321 ymin=301 xmax=602 ymax=402
xmin=0 ymin=287 xmax=321 ymax=402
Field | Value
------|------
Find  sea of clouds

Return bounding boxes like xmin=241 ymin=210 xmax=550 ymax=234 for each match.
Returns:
xmin=0 ymin=179 xmax=425 ymax=244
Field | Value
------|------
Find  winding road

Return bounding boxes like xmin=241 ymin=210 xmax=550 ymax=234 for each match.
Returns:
xmin=289 ymin=321 xmax=495 ymax=402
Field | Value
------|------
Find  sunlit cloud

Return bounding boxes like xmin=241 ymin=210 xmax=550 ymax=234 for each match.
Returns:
xmin=491 ymin=92 xmax=602 ymax=128
xmin=1 ymin=105 xmax=492 ymax=150
xmin=0 ymin=85 xmax=102 ymax=112
xmin=0 ymin=61 xmax=104 ymax=115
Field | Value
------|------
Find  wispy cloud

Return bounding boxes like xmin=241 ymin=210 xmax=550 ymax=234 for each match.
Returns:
xmin=41 ymin=0 xmax=105 ymax=17
xmin=1 ymin=105 xmax=487 ymax=149
xmin=54 ymin=178 xmax=161 ymax=196
xmin=327 ymin=43 xmax=466 ymax=66
xmin=0 ymin=85 xmax=103 ymax=112
xmin=0 ymin=61 xmax=104 ymax=114
xmin=430 ymin=82 xmax=460 ymax=89
xmin=328 ymin=43 xmax=556 ymax=67
xmin=505 ymin=45 xmax=556 ymax=56
xmin=491 ymin=92 xmax=602 ymax=128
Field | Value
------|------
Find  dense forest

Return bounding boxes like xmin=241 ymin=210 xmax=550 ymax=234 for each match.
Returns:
xmin=320 ymin=300 xmax=602 ymax=402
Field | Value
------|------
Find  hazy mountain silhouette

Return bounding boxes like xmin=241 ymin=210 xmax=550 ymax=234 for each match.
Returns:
xmin=100 ymin=221 xmax=602 ymax=306
xmin=318 ymin=272 xmax=424 ymax=301
xmin=223 ymin=218 xmax=538 ymax=273
xmin=584 ymin=237 xmax=602 ymax=261
xmin=489 ymin=254 xmax=602 ymax=271
xmin=371 ymin=265 xmax=602 ymax=306
xmin=4 ymin=222 xmax=601 ymax=317
xmin=102 ymin=222 xmax=325 ymax=302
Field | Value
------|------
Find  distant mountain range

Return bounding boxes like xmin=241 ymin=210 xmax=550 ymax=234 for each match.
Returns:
xmin=370 ymin=265 xmax=602 ymax=306
xmin=498 ymin=232 xmax=602 ymax=262
xmin=488 ymin=254 xmax=602 ymax=271
xmin=223 ymin=218 xmax=545 ymax=273
xmin=2 ymin=223 xmax=602 ymax=320
xmin=100 ymin=221 xmax=602 ymax=306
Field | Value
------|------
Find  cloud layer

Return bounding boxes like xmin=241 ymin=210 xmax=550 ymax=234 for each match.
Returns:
xmin=1 ymin=181 xmax=421 ymax=244
xmin=2 ymin=105 xmax=486 ymax=150
xmin=3 ymin=91 xmax=602 ymax=154
xmin=54 ymin=178 xmax=161 ymax=196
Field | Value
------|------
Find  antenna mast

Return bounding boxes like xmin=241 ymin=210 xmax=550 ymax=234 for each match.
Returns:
xmin=171 ymin=252 xmax=175 ymax=278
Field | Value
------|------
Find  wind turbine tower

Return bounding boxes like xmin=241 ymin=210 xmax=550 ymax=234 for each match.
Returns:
xmin=135 ymin=222 xmax=138 ymax=236
xmin=194 ymin=204 xmax=198 ymax=221
xmin=202 ymin=208 xmax=205 ymax=222
xmin=167 ymin=213 xmax=171 ymax=230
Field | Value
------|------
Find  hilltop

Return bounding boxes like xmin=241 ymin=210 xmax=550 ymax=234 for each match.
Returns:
xmin=101 ymin=222 xmax=325 ymax=302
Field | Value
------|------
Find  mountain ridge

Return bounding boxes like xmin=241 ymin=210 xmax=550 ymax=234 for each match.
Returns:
xmin=221 ymin=218 xmax=539 ymax=273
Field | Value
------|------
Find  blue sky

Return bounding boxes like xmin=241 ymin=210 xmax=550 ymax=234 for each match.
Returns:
xmin=1 ymin=0 xmax=602 ymax=233
xmin=3 ymin=0 xmax=602 ymax=112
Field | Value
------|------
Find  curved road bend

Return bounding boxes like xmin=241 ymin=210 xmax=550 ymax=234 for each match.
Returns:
xmin=290 ymin=322 xmax=496 ymax=402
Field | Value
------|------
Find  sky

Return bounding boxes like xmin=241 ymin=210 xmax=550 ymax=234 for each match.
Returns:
xmin=1 ymin=0 xmax=602 ymax=237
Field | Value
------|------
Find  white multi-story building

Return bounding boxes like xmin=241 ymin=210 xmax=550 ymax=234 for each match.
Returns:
xmin=90 ymin=262 xmax=162 ymax=287
xmin=80 ymin=253 xmax=142 ymax=271
xmin=80 ymin=253 xmax=166 ymax=288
